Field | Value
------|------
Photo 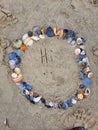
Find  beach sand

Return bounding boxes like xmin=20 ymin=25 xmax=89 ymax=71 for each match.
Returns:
xmin=0 ymin=0 xmax=98 ymax=129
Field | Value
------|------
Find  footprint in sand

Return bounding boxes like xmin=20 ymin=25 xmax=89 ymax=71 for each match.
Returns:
xmin=61 ymin=108 xmax=98 ymax=130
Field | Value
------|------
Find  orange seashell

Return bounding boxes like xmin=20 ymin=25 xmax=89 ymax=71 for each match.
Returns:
xmin=52 ymin=26 xmax=57 ymax=36
xmin=12 ymin=74 xmax=23 ymax=83
xmin=83 ymin=94 xmax=88 ymax=99
xmin=52 ymin=27 xmax=63 ymax=38
xmin=88 ymin=72 xmax=94 ymax=78
xmin=56 ymin=29 xmax=63 ymax=38
xmin=20 ymin=45 xmax=27 ymax=51
xmin=59 ymin=29 xmax=64 ymax=38
xmin=29 ymin=91 xmax=33 ymax=96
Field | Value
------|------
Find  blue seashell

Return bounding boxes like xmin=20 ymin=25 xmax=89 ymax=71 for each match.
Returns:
xmin=15 ymin=49 xmax=24 ymax=57
xmin=20 ymin=82 xmax=32 ymax=91
xmin=82 ymin=77 xmax=92 ymax=87
xmin=67 ymin=98 xmax=73 ymax=107
xmin=61 ymin=102 xmax=68 ymax=109
xmin=46 ymin=26 xmax=55 ymax=37
xmin=9 ymin=52 xmax=17 ymax=60
xmin=14 ymin=56 xmax=21 ymax=65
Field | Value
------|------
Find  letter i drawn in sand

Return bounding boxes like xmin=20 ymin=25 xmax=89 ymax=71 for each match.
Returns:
xmin=40 ymin=48 xmax=48 ymax=64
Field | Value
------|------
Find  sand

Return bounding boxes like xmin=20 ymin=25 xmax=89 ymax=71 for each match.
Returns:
xmin=0 ymin=0 xmax=98 ymax=130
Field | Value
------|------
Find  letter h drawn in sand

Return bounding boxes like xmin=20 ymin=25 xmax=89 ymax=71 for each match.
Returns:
xmin=40 ymin=48 xmax=48 ymax=64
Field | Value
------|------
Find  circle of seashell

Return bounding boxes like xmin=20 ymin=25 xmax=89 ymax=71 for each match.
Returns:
xmin=8 ymin=26 xmax=93 ymax=110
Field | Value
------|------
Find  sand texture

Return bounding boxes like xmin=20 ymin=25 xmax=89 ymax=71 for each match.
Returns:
xmin=0 ymin=0 xmax=98 ymax=130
